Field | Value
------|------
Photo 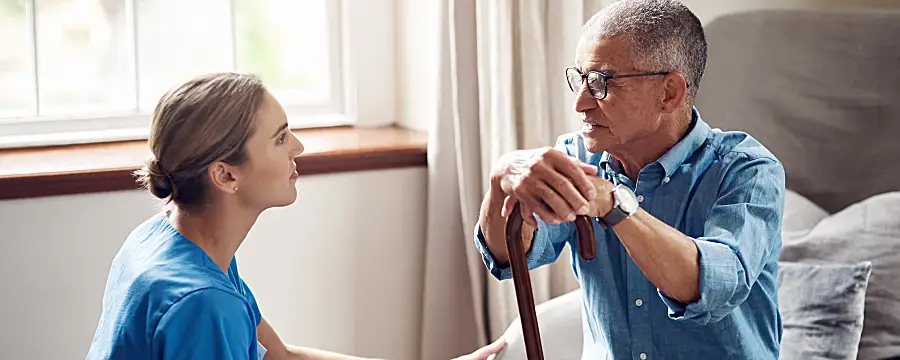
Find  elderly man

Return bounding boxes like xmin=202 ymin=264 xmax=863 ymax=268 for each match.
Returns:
xmin=475 ymin=0 xmax=785 ymax=359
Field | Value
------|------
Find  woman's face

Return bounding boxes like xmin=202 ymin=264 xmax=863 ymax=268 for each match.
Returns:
xmin=232 ymin=91 xmax=305 ymax=209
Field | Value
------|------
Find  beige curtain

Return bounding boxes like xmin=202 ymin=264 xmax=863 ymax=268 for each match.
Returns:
xmin=419 ymin=0 xmax=609 ymax=359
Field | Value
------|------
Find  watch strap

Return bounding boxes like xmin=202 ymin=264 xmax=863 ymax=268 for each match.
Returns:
xmin=596 ymin=207 xmax=629 ymax=229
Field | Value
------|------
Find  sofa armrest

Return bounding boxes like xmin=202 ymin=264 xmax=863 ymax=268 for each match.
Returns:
xmin=492 ymin=289 xmax=584 ymax=360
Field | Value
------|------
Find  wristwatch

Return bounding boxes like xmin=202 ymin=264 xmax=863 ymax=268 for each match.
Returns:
xmin=595 ymin=184 xmax=639 ymax=229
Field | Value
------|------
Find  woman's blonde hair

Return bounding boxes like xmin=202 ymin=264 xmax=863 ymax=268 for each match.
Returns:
xmin=135 ymin=72 xmax=267 ymax=208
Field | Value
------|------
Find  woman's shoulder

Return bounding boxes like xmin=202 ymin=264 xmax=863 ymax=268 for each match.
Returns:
xmin=90 ymin=213 xmax=255 ymax=356
xmin=107 ymin=212 xmax=243 ymax=318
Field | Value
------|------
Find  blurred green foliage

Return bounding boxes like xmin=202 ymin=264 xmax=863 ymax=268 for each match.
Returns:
xmin=234 ymin=0 xmax=311 ymax=89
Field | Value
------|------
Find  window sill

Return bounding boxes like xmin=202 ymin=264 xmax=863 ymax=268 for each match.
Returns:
xmin=0 ymin=125 xmax=427 ymax=200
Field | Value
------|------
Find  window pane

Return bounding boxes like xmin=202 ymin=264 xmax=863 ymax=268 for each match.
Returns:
xmin=234 ymin=0 xmax=331 ymax=106
xmin=0 ymin=0 xmax=34 ymax=118
xmin=136 ymin=0 xmax=232 ymax=111
xmin=36 ymin=0 xmax=135 ymax=116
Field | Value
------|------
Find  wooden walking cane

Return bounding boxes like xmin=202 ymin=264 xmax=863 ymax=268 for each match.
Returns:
xmin=505 ymin=203 xmax=596 ymax=360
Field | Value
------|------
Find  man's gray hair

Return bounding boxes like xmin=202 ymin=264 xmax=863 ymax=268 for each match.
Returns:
xmin=581 ymin=0 xmax=707 ymax=101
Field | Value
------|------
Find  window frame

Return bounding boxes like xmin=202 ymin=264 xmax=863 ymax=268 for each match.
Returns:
xmin=0 ymin=0 xmax=395 ymax=149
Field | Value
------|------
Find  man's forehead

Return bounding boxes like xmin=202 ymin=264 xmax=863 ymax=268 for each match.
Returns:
xmin=574 ymin=36 xmax=634 ymax=72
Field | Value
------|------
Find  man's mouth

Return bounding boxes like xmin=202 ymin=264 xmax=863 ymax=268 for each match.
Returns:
xmin=581 ymin=120 xmax=608 ymax=130
xmin=579 ymin=113 xmax=607 ymax=129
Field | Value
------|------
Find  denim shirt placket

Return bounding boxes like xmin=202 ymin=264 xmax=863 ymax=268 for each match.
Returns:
xmin=602 ymin=159 xmax=666 ymax=360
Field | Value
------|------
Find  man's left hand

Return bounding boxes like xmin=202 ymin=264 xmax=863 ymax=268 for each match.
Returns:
xmin=586 ymin=176 xmax=616 ymax=218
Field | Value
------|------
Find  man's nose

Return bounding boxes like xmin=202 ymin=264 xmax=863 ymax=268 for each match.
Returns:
xmin=573 ymin=82 xmax=598 ymax=114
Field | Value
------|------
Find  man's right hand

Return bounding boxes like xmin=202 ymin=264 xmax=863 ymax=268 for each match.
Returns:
xmin=491 ymin=147 xmax=598 ymax=228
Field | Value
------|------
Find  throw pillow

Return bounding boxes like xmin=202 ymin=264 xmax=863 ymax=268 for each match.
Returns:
xmin=781 ymin=191 xmax=900 ymax=360
xmin=782 ymin=189 xmax=829 ymax=235
xmin=779 ymin=261 xmax=872 ymax=360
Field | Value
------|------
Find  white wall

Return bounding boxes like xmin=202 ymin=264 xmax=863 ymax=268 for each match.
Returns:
xmin=0 ymin=168 xmax=427 ymax=360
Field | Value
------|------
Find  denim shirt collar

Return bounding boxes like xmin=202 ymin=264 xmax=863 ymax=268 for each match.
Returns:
xmin=599 ymin=107 xmax=711 ymax=180
xmin=655 ymin=107 xmax=711 ymax=177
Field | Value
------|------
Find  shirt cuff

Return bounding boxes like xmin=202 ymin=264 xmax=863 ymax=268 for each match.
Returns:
xmin=658 ymin=237 xmax=741 ymax=325
xmin=474 ymin=222 xmax=549 ymax=280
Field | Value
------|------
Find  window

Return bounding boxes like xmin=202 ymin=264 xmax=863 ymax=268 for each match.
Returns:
xmin=0 ymin=0 xmax=394 ymax=148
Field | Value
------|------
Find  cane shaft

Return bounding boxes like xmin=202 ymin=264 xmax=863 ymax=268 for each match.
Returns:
xmin=505 ymin=203 xmax=595 ymax=360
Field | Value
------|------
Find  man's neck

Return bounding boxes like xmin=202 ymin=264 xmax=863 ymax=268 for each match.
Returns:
xmin=610 ymin=112 xmax=693 ymax=180
xmin=169 ymin=203 xmax=260 ymax=273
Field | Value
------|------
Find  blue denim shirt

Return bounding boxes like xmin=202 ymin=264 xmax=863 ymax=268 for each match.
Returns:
xmin=475 ymin=109 xmax=785 ymax=360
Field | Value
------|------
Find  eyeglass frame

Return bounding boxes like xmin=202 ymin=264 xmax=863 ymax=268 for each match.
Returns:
xmin=565 ymin=67 xmax=683 ymax=100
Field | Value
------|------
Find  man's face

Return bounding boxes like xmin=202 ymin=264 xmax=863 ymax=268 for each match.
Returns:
xmin=573 ymin=36 xmax=668 ymax=154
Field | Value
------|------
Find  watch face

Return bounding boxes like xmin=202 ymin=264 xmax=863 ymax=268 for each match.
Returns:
xmin=615 ymin=185 xmax=640 ymax=214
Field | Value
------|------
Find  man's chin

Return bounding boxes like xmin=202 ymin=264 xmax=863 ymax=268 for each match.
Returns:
xmin=580 ymin=134 xmax=610 ymax=154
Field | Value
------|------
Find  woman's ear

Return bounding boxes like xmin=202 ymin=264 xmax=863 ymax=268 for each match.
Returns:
xmin=660 ymin=72 xmax=688 ymax=114
xmin=208 ymin=162 xmax=239 ymax=194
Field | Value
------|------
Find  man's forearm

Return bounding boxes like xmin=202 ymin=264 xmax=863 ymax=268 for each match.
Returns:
xmin=479 ymin=182 xmax=538 ymax=267
xmin=479 ymin=183 xmax=514 ymax=266
xmin=613 ymin=209 xmax=700 ymax=303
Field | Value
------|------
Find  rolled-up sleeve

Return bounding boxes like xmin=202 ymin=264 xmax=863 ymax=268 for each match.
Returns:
xmin=474 ymin=219 xmax=575 ymax=280
xmin=659 ymin=154 xmax=785 ymax=324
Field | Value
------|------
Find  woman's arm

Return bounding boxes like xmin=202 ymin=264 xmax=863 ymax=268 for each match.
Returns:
xmin=259 ymin=316 xmax=505 ymax=360
xmin=258 ymin=317 xmax=378 ymax=360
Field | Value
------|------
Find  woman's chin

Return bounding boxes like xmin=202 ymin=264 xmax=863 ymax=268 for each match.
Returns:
xmin=268 ymin=189 xmax=299 ymax=208
xmin=283 ymin=189 xmax=299 ymax=207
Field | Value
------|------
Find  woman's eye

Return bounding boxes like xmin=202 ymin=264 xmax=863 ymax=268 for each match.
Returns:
xmin=277 ymin=132 xmax=287 ymax=145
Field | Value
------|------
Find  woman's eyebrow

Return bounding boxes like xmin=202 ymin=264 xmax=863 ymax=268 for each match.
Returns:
xmin=271 ymin=123 xmax=288 ymax=138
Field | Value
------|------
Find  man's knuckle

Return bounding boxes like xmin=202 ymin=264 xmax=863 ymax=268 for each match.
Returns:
xmin=519 ymin=176 xmax=538 ymax=193
xmin=535 ymin=147 xmax=559 ymax=162
xmin=536 ymin=184 xmax=554 ymax=200
xmin=549 ymin=176 xmax=568 ymax=191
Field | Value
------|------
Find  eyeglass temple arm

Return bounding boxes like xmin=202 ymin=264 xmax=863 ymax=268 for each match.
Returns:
xmin=606 ymin=72 xmax=688 ymax=87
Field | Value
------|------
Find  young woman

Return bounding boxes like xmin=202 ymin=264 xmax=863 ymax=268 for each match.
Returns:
xmin=86 ymin=73 xmax=504 ymax=360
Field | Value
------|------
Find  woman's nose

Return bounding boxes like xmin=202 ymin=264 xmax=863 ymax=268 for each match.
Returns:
xmin=291 ymin=134 xmax=304 ymax=157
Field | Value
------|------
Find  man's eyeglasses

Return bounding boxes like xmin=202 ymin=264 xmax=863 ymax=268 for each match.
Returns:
xmin=565 ymin=67 xmax=673 ymax=100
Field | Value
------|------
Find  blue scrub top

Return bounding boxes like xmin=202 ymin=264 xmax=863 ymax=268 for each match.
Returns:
xmin=87 ymin=212 xmax=265 ymax=359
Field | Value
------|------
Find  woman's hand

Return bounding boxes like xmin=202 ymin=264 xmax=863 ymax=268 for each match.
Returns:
xmin=452 ymin=337 xmax=506 ymax=360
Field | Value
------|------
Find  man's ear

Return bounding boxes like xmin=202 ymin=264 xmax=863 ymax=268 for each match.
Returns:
xmin=660 ymin=72 xmax=688 ymax=114
xmin=208 ymin=161 xmax=239 ymax=194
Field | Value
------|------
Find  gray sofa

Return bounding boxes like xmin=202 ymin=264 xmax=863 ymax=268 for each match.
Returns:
xmin=494 ymin=8 xmax=900 ymax=360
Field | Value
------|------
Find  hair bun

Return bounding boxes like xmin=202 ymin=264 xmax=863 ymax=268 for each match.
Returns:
xmin=139 ymin=159 xmax=173 ymax=199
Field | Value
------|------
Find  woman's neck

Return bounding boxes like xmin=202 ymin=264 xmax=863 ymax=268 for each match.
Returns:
xmin=169 ymin=204 xmax=259 ymax=273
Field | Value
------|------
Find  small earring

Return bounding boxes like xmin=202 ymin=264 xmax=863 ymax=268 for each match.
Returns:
xmin=233 ymin=186 xmax=238 ymax=192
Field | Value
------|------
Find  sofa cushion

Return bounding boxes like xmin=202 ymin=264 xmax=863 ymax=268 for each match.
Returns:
xmin=780 ymin=192 xmax=900 ymax=360
xmin=695 ymin=9 xmax=900 ymax=214
xmin=783 ymin=189 xmax=830 ymax=235
xmin=779 ymin=261 xmax=872 ymax=360
xmin=492 ymin=289 xmax=583 ymax=360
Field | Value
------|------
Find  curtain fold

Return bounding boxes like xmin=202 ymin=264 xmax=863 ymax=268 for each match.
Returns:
xmin=419 ymin=1 xmax=610 ymax=359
